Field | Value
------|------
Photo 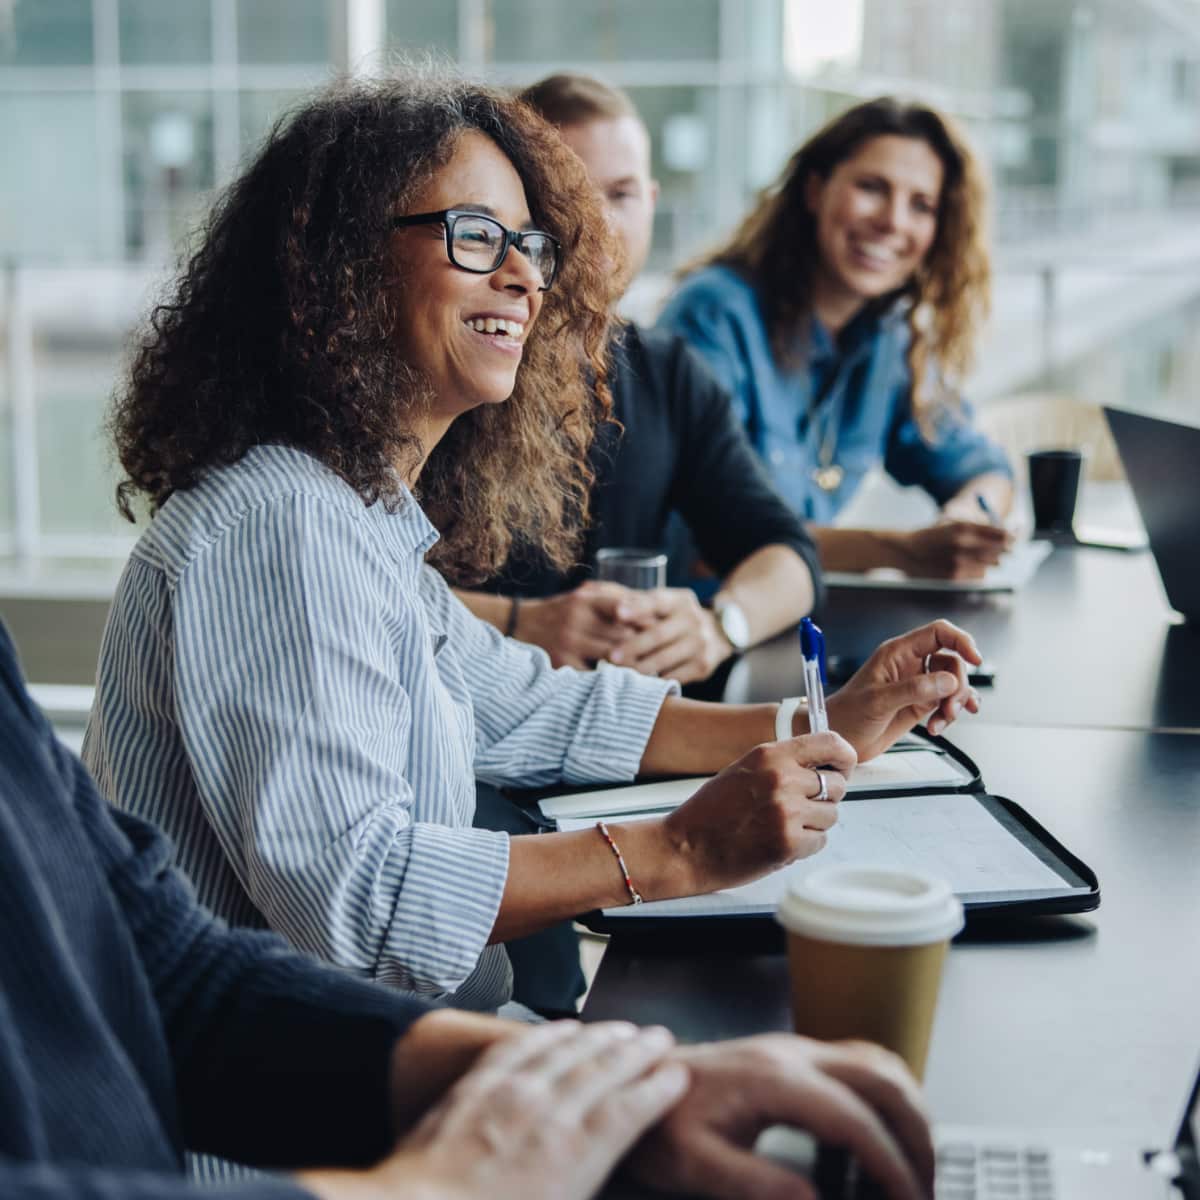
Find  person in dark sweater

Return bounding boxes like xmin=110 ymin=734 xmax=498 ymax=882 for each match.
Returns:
xmin=457 ymin=73 xmax=822 ymax=687
xmin=0 ymin=620 xmax=933 ymax=1200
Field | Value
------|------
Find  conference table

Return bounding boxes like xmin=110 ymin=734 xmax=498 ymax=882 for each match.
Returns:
xmin=582 ymin=538 xmax=1200 ymax=1156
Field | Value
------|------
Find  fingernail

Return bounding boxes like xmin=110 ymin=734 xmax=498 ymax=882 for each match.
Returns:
xmin=935 ymin=673 xmax=956 ymax=696
xmin=609 ymin=649 xmax=623 ymax=663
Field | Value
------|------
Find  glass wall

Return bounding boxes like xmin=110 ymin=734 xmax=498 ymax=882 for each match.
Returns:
xmin=0 ymin=275 xmax=13 ymax=551
xmin=488 ymin=0 xmax=721 ymax=63
xmin=2 ymin=0 xmax=1200 ymax=561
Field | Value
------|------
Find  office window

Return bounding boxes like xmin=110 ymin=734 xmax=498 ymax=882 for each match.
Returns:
xmin=119 ymin=0 xmax=212 ymax=65
xmin=121 ymin=91 xmax=216 ymax=258
xmin=240 ymin=89 xmax=307 ymax=156
xmin=386 ymin=0 xmax=458 ymax=56
xmin=487 ymin=0 xmax=720 ymax=63
xmin=0 ymin=0 xmax=93 ymax=67
xmin=237 ymin=0 xmax=331 ymax=65
xmin=0 ymin=94 xmax=103 ymax=261
xmin=34 ymin=332 xmax=128 ymax=541
xmin=626 ymin=85 xmax=722 ymax=267
xmin=0 ymin=289 xmax=12 ymax=542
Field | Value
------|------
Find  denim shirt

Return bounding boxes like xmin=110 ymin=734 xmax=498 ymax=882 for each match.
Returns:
xmin=656 ymin=264 xmax=1011 ymax=524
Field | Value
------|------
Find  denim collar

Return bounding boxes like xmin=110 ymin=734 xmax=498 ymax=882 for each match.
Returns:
xmin=806 ymin=295 xmax=909 ymax=366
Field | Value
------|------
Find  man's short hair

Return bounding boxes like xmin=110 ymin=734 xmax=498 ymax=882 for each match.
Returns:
xmin=519 ymin=73 xmax=637 ymax=128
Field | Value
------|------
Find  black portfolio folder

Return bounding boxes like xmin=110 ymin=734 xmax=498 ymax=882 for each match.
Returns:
xmin=535 ymin=730 xmax=1100 ymax=937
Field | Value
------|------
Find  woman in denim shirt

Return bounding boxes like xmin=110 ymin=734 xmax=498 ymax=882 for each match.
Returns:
xmin=658 ymin=97 xmax=1014 ymax=580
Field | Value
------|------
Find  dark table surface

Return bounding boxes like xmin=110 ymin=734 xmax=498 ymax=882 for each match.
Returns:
xmin=722 ymin=542 xmax=1200 ymax=732
xmin=584 ymin=721 xmax=1200 ymax=1139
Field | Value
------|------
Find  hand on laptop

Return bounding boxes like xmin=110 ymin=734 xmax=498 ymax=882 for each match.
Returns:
xmin=346 ymin=1021 xmax=688 ymax=1200
xmin=628 ymin=1034 xmax=934 ymax=1200
xmin=827 ymin=620 xmax=982 ymax=760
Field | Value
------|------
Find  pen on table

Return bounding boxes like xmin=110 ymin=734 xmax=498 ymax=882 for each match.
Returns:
xmin=799 ymin=617 xmax=829 ymax=735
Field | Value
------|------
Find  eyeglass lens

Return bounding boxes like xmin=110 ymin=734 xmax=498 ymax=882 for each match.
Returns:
xmin=449 ymin=215 xmax=557 ymax=287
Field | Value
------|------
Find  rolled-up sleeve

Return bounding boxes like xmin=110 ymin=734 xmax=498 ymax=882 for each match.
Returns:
xmin=419 ymin=568 xmax=678 ymax=787
xmin=171 ymin=496 xmax=509 ymax=996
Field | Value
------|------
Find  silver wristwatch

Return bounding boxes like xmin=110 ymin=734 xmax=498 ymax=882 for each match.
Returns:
xmin=713 ymin=597 xmax=751 ymax=652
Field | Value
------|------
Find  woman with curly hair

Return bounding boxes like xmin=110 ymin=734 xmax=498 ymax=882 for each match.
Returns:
xmin=83 ymin=75 xmax=984 ymax=1017
xmin=659 ymin=97 xmax=1014 ymax=580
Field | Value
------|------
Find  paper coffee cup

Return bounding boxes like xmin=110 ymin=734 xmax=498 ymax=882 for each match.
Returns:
xmin=776 ymin=866 xmax=964 ymax=1079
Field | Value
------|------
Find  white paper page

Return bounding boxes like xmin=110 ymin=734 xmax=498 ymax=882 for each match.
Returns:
xmin=539 ymin=750 xmax=965 ymax=822
xmin=540 ymin=777 xmax=707 ymax=822
xmin=849 ymin=749 xmax=965 ymax=789
xmin=567 ymin=792 xmax=1072 ymax=917
xmin=825 ymin=539 xmax=1052 ymax=593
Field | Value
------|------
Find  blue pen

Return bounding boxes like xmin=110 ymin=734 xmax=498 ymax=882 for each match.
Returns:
xmin=799 ymin=617 xmax=829 ymax=734
xmin=975 ymin=492 xmax=1001 ymax=526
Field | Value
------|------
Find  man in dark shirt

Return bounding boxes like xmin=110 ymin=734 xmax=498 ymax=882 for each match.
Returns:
xmin=458 ymin=72 xmax=825 ymax=1013
xmin=457 ymin=73 xmax=822 ymax=688
xmin=0 ymin=621 xmax=933 ymax=1200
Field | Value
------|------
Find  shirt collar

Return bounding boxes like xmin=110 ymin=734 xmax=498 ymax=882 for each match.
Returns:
xmin=807 ymin=294 xmax=910 ymax=364
xmin=381 ymin=482 xmax=440 ymax=564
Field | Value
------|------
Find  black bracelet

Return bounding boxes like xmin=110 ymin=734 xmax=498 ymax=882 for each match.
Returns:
xmin=504 ymin=595 xmax=520 ymax=638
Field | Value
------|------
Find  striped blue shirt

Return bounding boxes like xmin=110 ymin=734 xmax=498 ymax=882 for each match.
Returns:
xmin=83 ymin=445 xmax=675 ymax=1011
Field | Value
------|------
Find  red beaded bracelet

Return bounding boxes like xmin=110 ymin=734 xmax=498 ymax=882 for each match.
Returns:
xmin=595 ymin=820 xmax=644 ymax=905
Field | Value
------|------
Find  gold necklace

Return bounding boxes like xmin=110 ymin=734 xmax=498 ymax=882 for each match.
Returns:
xmin=809 ymin=382 xmax=844 ymax=492
xmin=811 ymin=462 xmax=844 ymax=492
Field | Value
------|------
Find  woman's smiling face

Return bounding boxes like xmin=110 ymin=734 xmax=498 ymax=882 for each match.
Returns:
xmin=390 ymin=129 xmax=546 ymax=432
xmin=806 ymin=134 xmax=943 ymax=317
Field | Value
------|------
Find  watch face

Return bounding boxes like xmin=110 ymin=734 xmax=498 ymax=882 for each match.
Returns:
xmin=717 ymin=601 xmax=751 ymax=651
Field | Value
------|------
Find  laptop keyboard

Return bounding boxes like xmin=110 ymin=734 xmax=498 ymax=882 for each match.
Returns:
xmin=813 ymin=1141 xmax=1057 ymax=1198
xmin=935 ymin=1142 xmax=1057 ymax=1198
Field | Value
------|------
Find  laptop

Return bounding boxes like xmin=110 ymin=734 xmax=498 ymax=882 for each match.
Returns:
xmin=1104 ymin=407 xmax=1200 ymax=623
xmin=754 ymin=1048 xmax=1200 ymax=1198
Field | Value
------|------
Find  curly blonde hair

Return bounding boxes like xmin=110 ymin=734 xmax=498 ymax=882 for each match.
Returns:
xmin=110 ymin=74 xmax=616 ymax=583
xmin=688 ymin=96 xmax=991 ymax=432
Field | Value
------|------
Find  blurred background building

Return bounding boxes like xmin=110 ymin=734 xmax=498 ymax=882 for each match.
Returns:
xmin=2 ymin=0 xmax=1200 ymax=568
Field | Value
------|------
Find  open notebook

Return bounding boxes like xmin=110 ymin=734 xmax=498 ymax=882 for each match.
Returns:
xmin=538 ymin=743 xmax=973 ymax=825
xmin=538 ymin=735 xmax=1098 ymax=926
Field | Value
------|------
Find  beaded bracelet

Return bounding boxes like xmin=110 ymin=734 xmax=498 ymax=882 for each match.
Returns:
xmin=595 ymin=820 xmax=644 ymax=905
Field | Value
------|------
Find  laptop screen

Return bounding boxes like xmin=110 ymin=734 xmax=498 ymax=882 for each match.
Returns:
xmin=1103 ymin=406 xmax=1200 ymax=624
xmin=1175 ymin=1054 xmax=1200 ymax=1197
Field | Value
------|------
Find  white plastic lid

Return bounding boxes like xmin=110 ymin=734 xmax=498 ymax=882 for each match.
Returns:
xmin=776 ymin=865 xmax=965 ymax=947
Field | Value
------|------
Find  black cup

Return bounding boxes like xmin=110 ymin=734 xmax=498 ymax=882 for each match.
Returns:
xmin=1028 ymin=449 xmax=1083 ymax=535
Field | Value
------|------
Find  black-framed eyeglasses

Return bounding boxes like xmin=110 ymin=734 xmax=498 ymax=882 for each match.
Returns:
xmin=391 ymin=208 xmax=561 ymax=291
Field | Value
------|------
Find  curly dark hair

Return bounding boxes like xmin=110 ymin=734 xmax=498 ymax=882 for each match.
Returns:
xmin=110 ymin=73 xmax=616 ymax=583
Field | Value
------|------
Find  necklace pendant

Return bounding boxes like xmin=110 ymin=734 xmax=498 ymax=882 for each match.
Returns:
xmin=812 ymin=463 xmax=845 ymax=492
